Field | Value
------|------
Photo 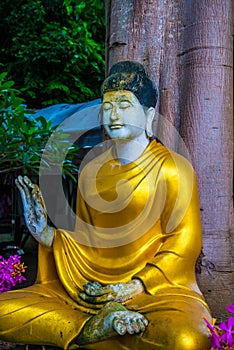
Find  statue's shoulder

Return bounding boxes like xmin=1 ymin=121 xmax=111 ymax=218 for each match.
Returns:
xmin=153 ymin=142 xmax=195 ymax=180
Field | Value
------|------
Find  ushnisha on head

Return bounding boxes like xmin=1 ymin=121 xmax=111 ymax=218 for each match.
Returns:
xmin=101 ymin=60 xmax=158 ymax=109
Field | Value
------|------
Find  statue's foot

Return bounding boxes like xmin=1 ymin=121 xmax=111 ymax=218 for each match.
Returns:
xmin=76 ymin=301 xmax=148 ymax=346
xmin=112 ymin=309 xmax=148 ymax=335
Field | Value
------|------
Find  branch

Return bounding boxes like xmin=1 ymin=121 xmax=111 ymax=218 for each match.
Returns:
xmin=0 ymin=166 xmax=24 ymax=174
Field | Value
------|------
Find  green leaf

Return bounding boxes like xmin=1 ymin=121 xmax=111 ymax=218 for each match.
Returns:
xmin=0 ymin=73 xmax=79 ymax=178
xmin=0 ymin=72 xmax=8 ymax=81
xmin=1 ymin=81 xmax=15 ymax=90
xmin=11 ymin=97 xmax=24 ymax=108
xmin=0 ymin=0 xmax=105 ymax=107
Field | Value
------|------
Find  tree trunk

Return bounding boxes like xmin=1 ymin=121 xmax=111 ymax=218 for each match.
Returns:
xmin=179 ymin=0 xmax=233 ymax=322
xmin=105 ymin=0 xmax=233 ymax=320
xmin=105 ymin=0 xmax=184 ymax=150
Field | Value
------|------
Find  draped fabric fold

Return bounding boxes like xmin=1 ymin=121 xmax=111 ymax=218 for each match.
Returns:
xmin=0 ymin=141 xmax=211 ymax=349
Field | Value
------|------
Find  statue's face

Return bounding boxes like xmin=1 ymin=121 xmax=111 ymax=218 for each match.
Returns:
xmin=102 ymin=90 xmax=148 ymax=141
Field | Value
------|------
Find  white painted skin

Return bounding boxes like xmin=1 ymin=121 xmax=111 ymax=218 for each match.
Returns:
xmin=80 ymin=279 xmax=144 ymax=303
xmin=102 ymin=90 xmax=155 ymax=164
xmin=77 ymin=301 xmax=148 ymax=345
xmin=15 ymin=175 xmax=54 ymax=247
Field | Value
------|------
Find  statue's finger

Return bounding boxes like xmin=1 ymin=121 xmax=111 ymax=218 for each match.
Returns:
xmin=25 ymin=181 xmax=46 ymax=211
xmin=83 ymin=282 xmax=112 ymax=296
xmin=23 ymin=175 xmax=35 ymax=189
xmin=32 ymin=188 xmax=46 ymax=210
xmin=31 ymin=184 xmax=40 ymax=194
xmin=15 ymin=176 xmax=31 ymax=207
xmin=86 ymin=289 xmax=103 ymax=296
xmin=18 ymin=176 xmax=32 ymax=200
xmin=96 ymin=293 xmax=115 ymax=303
xmin=15 ymin=177 xmax=24 ymax=194
xmin=92 ymin=281 xmax=102 ymax=288
xmin=83 ymin=281 xmax=100 ymax=289
xmin=79 ymin=292 xmax=114 ymax=303
xmin=15 ymin=175 xmax=26 ymax=190
xmin=83 ymin=284 xmax=97 ymax=295
xmin=20 ymin=178 xmax=46 ymax=213
xmin=84 ymin=281 xmax=102 ymax=288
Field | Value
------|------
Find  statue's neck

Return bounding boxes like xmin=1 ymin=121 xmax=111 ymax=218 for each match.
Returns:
xmin=114 ymin=135 xmax=149 ymax=164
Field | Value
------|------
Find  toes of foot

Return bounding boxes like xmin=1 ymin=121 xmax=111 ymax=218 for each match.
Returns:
xmin=113 ymin=313 xmax=148 ymax=336
xmin=113 ymin=319 xmax=127 ymax=335
xmin=137 ymin=318 xmax=147 ymax=332
xmin=126 ymin=322 xmax=136 ymax=334
xmin=142 ymin=316 xmax=148 ymax=327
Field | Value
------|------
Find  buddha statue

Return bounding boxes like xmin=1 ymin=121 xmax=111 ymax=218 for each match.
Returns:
xmin=0 ymin=61 xmax=212 ymax=349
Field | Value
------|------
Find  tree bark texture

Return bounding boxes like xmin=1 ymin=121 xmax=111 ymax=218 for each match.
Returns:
xmin=105 ymin=0 xmax=233 ymax=321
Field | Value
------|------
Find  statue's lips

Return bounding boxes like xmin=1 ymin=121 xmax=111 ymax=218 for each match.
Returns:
xmin=109 ymin=124 xmax=124 ymax=129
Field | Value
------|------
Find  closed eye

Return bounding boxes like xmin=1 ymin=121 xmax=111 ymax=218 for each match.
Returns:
xmin=103 ymin=102 xmax=113 ymax=110
xmin=119 ymin=101 xmax=131 ymax=109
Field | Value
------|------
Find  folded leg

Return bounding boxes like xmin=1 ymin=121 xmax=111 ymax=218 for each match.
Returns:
xmin=81 ymin=295 xmax=211 ymax=350
xmin=0 ymin=282 xmax=89 ymax=349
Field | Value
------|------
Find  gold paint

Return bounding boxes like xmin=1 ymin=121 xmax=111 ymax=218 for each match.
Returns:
xmin=103 ymin=90 xmax=140 ymax=105
xmin=0 ymin=141 xmax=211 ymax=349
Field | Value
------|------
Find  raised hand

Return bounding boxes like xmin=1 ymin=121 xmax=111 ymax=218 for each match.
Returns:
xmin=15 ymin=175 xmax=54 ymax=247
xmin=79 ymin=279 xmax=144 ymax=304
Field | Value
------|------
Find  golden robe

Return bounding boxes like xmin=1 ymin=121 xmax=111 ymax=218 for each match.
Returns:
xmin=0 ymin=140 xmax=211 ymax=349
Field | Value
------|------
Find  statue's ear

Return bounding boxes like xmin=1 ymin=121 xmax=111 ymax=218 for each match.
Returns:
xmin=145 ymin=107 xmax=155 ymax=138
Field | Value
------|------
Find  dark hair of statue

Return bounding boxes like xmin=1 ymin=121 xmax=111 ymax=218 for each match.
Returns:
xmin=101 ymin=61 xmax=158 ymax=109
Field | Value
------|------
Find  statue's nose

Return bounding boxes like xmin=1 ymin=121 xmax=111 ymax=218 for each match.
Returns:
xmin=110 ymin=106 xmax=120 ymax=121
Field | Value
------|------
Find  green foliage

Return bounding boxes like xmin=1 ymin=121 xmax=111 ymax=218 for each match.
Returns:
xmin=0 ymin=72 xmax=79 ymax=180
xmin=0 ymin=0 xmax=105 ymax=108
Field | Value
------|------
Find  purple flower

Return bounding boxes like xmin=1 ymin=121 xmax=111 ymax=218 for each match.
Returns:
xmin=204 ymin=306 xmax=234 ymax=349
xmin=219 ymin=316 xmax=234 ymax=347
xmin=14 ymin=274 xmax=26 ymax=284
xmin=210 ymin=333 xmax=222 ymax=349
xmin=0 ymin=254 xmax=27 ymax=293
xmin=227 ymin=304 xmax=234 ymax=315
xmin=204 ymin=317 xmax=214 ymax=332
xmin=204 ymin=317 xmax=222 ymax=348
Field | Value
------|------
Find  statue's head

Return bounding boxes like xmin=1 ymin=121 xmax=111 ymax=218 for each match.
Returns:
xmin=101 ymin=61 xmax=157 ymax=141
xmin=101 ymin=61 xmax=158 ymax=109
